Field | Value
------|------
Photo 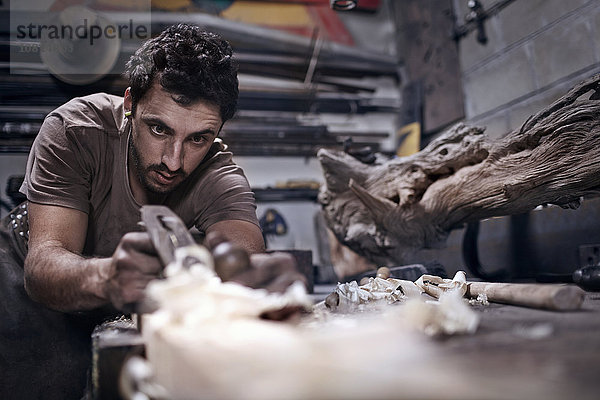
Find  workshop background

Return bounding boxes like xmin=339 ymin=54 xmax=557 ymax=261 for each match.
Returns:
xmin=1 ymin=0 xmax=599 ymax=284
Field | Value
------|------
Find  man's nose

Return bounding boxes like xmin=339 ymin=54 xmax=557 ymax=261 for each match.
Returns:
xmin=162 ymin=139 xmax=183 ymax=172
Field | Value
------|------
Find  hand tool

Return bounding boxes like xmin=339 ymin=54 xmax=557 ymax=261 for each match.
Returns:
xmin=141 ymin=206 xmax=306 ymax=323
xmin=121 ymin=206 xmax=207 ymax=315
xmin=572 ymin=265 xmax=600 ymax=291
xmin=123 ymin=206 xmax=251 ymax=315
xmin=466 ymin=281 xmax=585 ymax=311
xmin=141 ymin=205 xmax=206 ymax=270
xmin=141 ymin=205 xmax=251 ymax=279
xmin=536 ymin=265 xmax=600 ymax=292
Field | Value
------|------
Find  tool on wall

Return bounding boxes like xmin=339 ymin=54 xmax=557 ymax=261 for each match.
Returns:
xmin=259 ymin=208 xmax=288 ymax=246
xmin=453 ymin=0 xmax=518 ymax=45
xmin=465 ymin=0 xmax=488 ymax=44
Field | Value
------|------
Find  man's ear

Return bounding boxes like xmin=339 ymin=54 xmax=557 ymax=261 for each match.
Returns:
xmin=124 ymin=87 xmax=132 ymax=115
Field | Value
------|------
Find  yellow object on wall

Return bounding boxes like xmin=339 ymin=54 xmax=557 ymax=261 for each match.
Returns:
xmin=152 ymin=0 xmax=191 ymax=10
xmin=221 ymin=1 xmax=313 ymax=27
xmin=396 ymin=122 xmax=421 ymax=157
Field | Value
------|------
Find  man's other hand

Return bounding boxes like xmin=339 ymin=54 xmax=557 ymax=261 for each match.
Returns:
xmin=237 ymin=252 xmax=307 ymax=293
xmin=205 ymin=231 xmax=307 ymax=293
xmin=103 ymin=232 xmax=163 ymax=310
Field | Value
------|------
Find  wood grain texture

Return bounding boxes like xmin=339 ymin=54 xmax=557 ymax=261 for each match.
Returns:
xmin=467 ymin=282 xmax=585 ymax=311
xmin=318 ymin=74 xmax=600 ymax=266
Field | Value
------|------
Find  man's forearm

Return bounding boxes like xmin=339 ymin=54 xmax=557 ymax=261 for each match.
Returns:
xmin=24 ymin=241 xmax=111 ymax=312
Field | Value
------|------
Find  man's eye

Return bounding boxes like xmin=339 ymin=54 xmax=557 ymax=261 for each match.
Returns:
xmin=192 ymin=135 xmax=206 ymax=144
xmin=150 ymin=125 xmax=166 ymax=135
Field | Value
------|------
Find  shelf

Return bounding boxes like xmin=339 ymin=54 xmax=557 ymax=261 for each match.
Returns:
xmin=253 ymin=187 xmax=319 ymax=202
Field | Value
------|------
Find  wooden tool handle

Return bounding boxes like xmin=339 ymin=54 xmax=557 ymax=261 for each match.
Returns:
xmin=467 ymin=282 xmax=585 ymax=311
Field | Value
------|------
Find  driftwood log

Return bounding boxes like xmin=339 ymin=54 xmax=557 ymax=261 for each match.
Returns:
xmin=317 ymin=74 xmax=600 ymax=266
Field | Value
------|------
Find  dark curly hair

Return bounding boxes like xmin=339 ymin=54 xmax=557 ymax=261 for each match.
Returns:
xmin=125 ymin=23 xmax=238 ymax=122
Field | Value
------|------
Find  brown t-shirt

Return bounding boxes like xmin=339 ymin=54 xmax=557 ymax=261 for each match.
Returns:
xmin=20 ymin=93 xmax=259 ymax=257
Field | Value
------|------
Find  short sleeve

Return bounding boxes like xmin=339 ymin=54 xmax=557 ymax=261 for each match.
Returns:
xmin=20 ymin=115 xmax=96 ymax=214
xmin=192 ymin=161 xmax=259 ymax=233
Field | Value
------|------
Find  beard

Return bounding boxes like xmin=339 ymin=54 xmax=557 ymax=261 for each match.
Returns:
xmin=128 ymin=135 xmax=186 ymax=195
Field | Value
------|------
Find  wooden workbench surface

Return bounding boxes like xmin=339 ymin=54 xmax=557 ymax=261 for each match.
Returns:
xmin=433 ymin=292 xmax=600 ymax=400
xmin=95 ymin=289 xmax=600 ymax=399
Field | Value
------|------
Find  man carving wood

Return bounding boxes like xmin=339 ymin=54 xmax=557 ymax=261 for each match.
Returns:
xmin=0 ymin=24 xmax=305 ymax=399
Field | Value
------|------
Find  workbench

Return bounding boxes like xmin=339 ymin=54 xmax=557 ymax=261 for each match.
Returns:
xmin=93 ymin=290 xmax=600 ymax=400
xmin=433 ymin=291 xmax=600 ymax=400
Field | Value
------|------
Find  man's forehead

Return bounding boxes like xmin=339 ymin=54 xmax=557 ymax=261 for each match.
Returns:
xmin=140 ymin=84 xmax=220 ymax=116
xmin=142 ymin=81 xmax=179 ymax=102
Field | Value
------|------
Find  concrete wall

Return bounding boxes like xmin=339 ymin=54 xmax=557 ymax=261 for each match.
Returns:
xmin=453 ymin=0 xmax=600 ymax=139
xmin=405 ymin=198 xmax=600 ymax=279
xmin=408 ymin=0 xmax=600 ymax=278
xmin=249 ymin=1 xmax=600 ymax=279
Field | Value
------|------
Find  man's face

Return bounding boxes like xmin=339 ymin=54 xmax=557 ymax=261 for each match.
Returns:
xmin=125 ymin=82 xmax=222 ymax=199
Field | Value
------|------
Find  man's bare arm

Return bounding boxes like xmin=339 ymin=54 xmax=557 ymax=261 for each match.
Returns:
xmin=24 ymin=202 xmax=108 ymax=311
xmin=25 ymin=202 xmax=162 ymax=312
xmin=206 ymin=219 xmax=266 ymax=254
